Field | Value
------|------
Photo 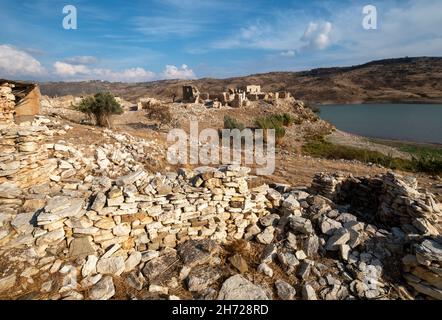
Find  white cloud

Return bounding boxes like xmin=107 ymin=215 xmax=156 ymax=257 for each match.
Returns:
xmin=211 ymin=17 xmax=333 ymax=53
xmin=301 ymin=21 xmax=332 ymax=50
xmin=54 ymin=61 xmax=90 ymax=76
xmin=0 ymin=44 xmax=46 ymax=77
xmin=95 ymin=67 xmax=156 ymax=82
xmin=53 ymin=61 xmax=156 ymax=82
xmin=325 ymin=0 xmax=442 ymax=63
xmin=63 ymin=56 xmax=98 ymax=65
xmin=53 ymin=62 xmax=196 ymax=82
xmin=162 ymin=64 xmax=196 ymax=79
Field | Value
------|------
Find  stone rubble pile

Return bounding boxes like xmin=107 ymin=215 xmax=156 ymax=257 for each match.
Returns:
xmin=0 ymin=117 xmax=442 ymax=300
xmin=97 ymin=129 xmax=165 ymax=176
xmin=310 ymin=172 xmax=441 ymax=236
xmin=0 ymin=83 xmax=15 ymax=124
xmin=402 ymin=237 xmax=442 ymax=299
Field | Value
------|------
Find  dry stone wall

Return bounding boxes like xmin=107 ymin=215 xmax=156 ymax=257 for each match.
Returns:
xmin=402 ymin=237 xmax=442 ymax=299
xmin=0 ymin=83 xmax=15 ymax=124
xmin=310 ymin=172 xmax=441 ymax=236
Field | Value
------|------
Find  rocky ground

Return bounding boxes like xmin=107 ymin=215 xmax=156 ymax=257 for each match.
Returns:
xmin=0 ymin=110 xmax=441 ymax=300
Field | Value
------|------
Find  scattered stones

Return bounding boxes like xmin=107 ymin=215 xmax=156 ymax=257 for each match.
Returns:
xmin=326 ymin=228 xmax=350 ymax=251
xmin=1 ymin=117 xmax=441 ymax=301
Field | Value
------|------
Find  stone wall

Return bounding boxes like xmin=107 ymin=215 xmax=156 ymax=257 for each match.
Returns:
xmin=402 ymin=237 xmax=442 ymax=299
xmin=14 ymin=84 xmax=41 ymax=124
xmin=30 ymin=165 xmax=272 ymax=254
xmin=0 ymin=83 xmax=16 ymax=124
xmin=310 ymin=172 xmax=441 ymax=236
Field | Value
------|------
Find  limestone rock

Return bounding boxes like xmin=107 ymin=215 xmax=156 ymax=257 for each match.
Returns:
xmin=96 ymin=256 xmax=125 ymax=276
xmin=229 ymin=254 xmax=248 ymax=273
xmin=125 ymin=251 xmax=142 ymax=272
xmin=186 ymin=266 xmax=222 ymax=292
xmin=177 ymin=239 xmax=220 ymax=268
xmin=217 ymin=275 xmax=269 ymax=300
xmin=302 ymin=284 xmax=317 ymax=300
xmin=69 ymin=237 xmax=96 ymax=258
xmin=89 ymin=276 xmax=115 ymax=300
xmin=275 ymin=280 xmax=296 ymax=300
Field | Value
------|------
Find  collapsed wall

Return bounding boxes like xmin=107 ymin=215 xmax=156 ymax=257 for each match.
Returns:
xmin=310 ymin=172 xmax=442 ymax=299
xmin=310 ymin=172 xmax=441 ymax=236
xmin=0 ymin=80 xmax=41 ymax=125
xmin=402 ymin=237 xmax=442 ymax=300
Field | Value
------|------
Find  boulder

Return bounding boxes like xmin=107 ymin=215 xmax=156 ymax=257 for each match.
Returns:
xmin=217 ymin=275 xmax=269 ymax=300
xmin=89 ymin=276 xmax=115 ymax=300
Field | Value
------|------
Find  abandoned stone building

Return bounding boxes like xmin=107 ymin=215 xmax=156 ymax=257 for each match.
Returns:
xmin=182 ymin=85 xmax=200 ymax=103
xmin=240 ymin=85 xmax=261 ymax=94
xmin=0 ymin=80 xmax=41 ymax=124
xmin=181 ymin=84 xmax=291 ymax=108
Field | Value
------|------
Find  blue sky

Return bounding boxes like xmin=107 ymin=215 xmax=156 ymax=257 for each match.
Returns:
xmin=0 ymin=0 xmax=441 ymax=82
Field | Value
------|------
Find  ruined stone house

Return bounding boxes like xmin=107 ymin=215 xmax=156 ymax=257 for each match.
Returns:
xmin=241 ymin=85 xmax=261 ymax=94
xmin=182 ymin=85 xmax=200 ymax=102
xmin=0 ymin=80 xmax=41 ymax=124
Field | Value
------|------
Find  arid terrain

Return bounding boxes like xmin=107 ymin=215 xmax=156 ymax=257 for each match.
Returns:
xmin=39 ymin=57 xmax=442 ymax=105
xmin=1 ymin=69 xmax=441 ymax=301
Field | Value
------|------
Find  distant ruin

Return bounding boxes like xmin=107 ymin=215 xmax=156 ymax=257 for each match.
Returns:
xmin=181 ymin=84 xmax=291 ymax=108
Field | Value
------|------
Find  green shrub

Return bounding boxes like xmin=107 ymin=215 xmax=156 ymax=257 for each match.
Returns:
xmin=254 ymin=114 xmax=291 ymax=145
xmin=282 ymin=113 xmax=294 ymax=126
xmin=224 ymin=115 xmax=245 ymax=131
xmin=255 ymin=113 xmax=294 ymax=129
xmin=274 ymin=126 xmax=286 ymax=145
xmin=75 ymin=92 xmax=123 ymax=128
xmin=302 ymin=137 xmax=442 ymax=175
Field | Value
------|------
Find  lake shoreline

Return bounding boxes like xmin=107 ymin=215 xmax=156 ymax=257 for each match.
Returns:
xmin=319 ymin=103 xmax=442 ymax=145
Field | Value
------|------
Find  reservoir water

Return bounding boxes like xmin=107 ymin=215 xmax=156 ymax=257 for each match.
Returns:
xmin=319 ymin=104 xmax=442 ymax=144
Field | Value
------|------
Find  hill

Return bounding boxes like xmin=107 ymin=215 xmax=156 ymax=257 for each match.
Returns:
xmin=39 ymin=57 xmax=442 ymax=104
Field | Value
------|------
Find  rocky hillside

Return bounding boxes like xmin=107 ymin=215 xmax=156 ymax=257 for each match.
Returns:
xmin=39 ymin=57 xmax=442 ymax=104
xmin=0 ymin=115 xmax=441 ymax=300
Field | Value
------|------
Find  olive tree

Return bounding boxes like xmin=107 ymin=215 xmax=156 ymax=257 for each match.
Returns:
xmin=75 ymin=92 xmax=123 ymax=128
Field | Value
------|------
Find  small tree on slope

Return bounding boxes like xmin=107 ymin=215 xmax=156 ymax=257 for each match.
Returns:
xmin=75 ymin=92 xmax=123 ymax=128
